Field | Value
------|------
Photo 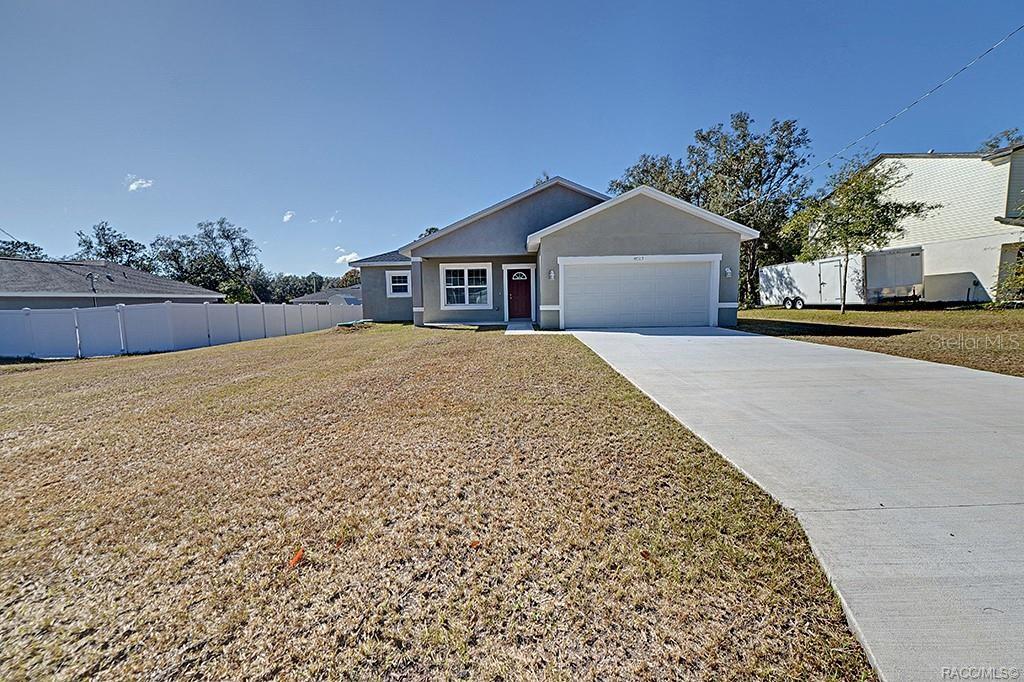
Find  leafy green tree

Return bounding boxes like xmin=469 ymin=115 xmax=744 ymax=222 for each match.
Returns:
xmin=338 ymin=269 xmax=360 ymax=287
xmin=979 ymin=128 xmax=1023 ymax=152
xmin=610 ymin=112 xmax=812 ymax=305
xmin=784 ymin=158 xmax=936 ymax=313
xmin=150 ymin=218 xmax=264 ymax=302
xmin=996 ymin=244 xmax=1024 ymax=303
xmin=0 ymin=239 xmax=47 ymax=259
xmin=266 ymin=273 xmax=308 ymax=303
xmin=73 ymin=221 xmax=151 ymax=270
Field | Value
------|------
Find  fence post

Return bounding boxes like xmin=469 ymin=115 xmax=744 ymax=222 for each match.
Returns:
xmin=22 ymin=308 xmax=37 ymax=358
xmin=315 ymin=304 xmax=321 ymax=330
xmin=116 ymin=304 xmax=127 ymax=355
xmin=204 ymin=302 xmax=212 ymax=346
xmin=164 ymin=301 xmax=174 ymax=350
xmin=235 ymin=302 xmax=241 ymax=341
xmin=261 ymin=303 xmax=268 ymax=339
xmin=72 ymin=308 xmax=82 ymax=359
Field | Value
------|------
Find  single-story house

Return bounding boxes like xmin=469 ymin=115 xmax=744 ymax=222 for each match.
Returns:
xmin=351 ymin=177 xmax=758 ymax=329
xmin=0 ymin=257 xmax=224 ymax=310
xmin=289 ymin=285 xmax=362 ymax=306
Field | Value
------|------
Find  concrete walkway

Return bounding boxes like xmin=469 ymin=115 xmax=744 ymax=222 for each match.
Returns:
xmin=573 ymin=328 xmax=1024 ymax=681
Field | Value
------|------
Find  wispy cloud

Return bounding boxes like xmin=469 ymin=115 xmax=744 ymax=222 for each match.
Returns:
xmin=328 ymin=210 xmax=341 ymax=223
xmin=282 ymin=211 xmax=295 ymax=223
xmin=125 ymin=174 xmax=154 ymax=192
xmin=334 ymin=248 xmax=360 ymax=265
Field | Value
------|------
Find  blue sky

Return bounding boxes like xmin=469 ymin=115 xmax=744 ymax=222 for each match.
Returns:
xmin=2 ymin=1 xmax=1022 ymax=275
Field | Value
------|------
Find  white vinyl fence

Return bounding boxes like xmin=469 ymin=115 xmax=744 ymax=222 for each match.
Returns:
xmin=0 ymin=301 xmax=364 ymax=359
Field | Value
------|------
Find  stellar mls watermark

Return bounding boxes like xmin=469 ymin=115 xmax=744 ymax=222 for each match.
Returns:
xmin=928 ymin=333 xmax=1021 ymax=352
xmin=941 ymin=666 xmax=1021 ymax=680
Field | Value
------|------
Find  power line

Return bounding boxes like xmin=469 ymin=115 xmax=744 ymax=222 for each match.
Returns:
xmin=0 ymin=226 xmax=24 ymax=242
xmin=724 ymin=20 xmax=1024 ymax=219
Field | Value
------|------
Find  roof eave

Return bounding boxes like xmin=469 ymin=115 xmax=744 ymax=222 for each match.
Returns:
xmin=525 ymin=186 xmax=759 ymax=251
xmin=398 ymin=176 xmax=609 ymax=257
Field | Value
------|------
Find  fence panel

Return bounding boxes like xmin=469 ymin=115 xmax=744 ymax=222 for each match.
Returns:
xmin=317 ymin=305 xmax=331 ymax=330
xmin=207 ymin=304 xmax=240 ymax=345
xmin=0 ymin=311 xmax=33 ymax=357
xmin=299 ymin=305 xmax=317 ymax=333
xmin=122 ymin=303 xmax=174 ymax=354
xmin=237 ymin=304 xmax=265 ymax=341
xmin=0 ymin=301 xmax=365 ymax=359
xmin=284 ymin=305 xmax=303 ymax=335
xmin=77 ymin=306 xmax=123 ymax=357
xmin=337 ymin=304 xmax=363 ymax=323
xmin=168 ymin=303 xmax=209 ymax=350
xmin=24 ymin=309 xmax=79 ymax=358
xmin=264 ymin=304 xmax=286 ymax=337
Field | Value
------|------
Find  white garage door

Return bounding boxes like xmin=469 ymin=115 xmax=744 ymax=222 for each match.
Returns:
xmin=562 ymin=259 xmax=714 ymax=328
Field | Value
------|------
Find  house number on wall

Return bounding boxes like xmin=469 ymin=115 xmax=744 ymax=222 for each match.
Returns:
xmin=633 ymin=256 xmax=646 ymax=261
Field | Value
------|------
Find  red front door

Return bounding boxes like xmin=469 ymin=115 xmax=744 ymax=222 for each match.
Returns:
xmin=507 ymin=268 xmax=531 ymax=319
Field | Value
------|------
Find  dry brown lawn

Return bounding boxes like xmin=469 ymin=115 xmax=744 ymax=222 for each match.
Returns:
xmin=739 ymin=306 xmax=1024 ymax=377
xmin=0 ymin=324 xmax=871 ymax=680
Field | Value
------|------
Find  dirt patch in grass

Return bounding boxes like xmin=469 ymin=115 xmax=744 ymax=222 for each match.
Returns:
xmin=0 ymin=324 xmax=871 ymax=679
xmin=739 ymin=307 xmax=1024 ymax=377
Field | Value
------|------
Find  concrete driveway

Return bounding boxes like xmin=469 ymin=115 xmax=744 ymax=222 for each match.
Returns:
xmin=574 ymin=328 xmax=1024 ymax=681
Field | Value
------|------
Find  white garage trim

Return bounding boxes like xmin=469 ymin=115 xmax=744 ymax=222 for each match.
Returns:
xmin=557 ymin=254 xmax=722 ymax=330
xmin=718 ymin=302 xmax=739 ymax=308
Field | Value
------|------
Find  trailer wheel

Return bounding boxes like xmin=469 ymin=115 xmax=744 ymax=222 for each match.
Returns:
xmin=793 ymin=297 xmax=805 ymax=310
xmin=783 ymin=298 xmax=793 ymax=309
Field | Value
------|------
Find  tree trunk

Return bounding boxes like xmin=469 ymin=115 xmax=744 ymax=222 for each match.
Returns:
xmin=840 ymin=252 xmax=849 ymax=314
xmin=740 ymin=239 xmax=761 ymax=307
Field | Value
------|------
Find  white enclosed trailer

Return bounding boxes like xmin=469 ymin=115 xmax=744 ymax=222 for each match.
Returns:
xmin=759 ymin=246 xmax=923 ymax=308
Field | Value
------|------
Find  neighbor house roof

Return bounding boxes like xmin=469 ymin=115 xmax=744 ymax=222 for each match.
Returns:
xmin=349 ymin=250 xmax=410 ymax=267
xmin=525 ymin=186 xmax=760 ymax=251
xmin=865 ymin=150 xmax=1006 ymax=169
xmin=398 ymin=176 xmax=609 ymax=257
xmin=0 ymin=258 xmax=225 ymax=299
xmin=290 ymin=285 xmax=362 ymax=304
xmin=982 ymin=142 xmax=1024 ymax=161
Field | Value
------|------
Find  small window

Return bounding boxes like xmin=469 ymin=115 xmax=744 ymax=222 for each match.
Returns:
xmin=511 ymin=271 xmax=527 ymax=281
xmin=385 ymin=270 xmax=412 ymax=298
xmin=440 ymin=263 xmax=491 ymax=309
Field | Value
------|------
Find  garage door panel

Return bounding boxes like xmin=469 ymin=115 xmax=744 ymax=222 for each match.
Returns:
xmin=563 ymin=260 xmax=712 ymax=328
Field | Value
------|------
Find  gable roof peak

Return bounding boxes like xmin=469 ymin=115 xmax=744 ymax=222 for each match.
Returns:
xmin=398 ymin=177 xmax=607 ymax=256
xmin=525 ymin=185 xmax=759 ymax=251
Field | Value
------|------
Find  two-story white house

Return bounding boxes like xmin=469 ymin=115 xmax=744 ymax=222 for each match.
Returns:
xmin=762 ymin=144 xmax=1024 ymax=307
xmin=870 ymin=144 xmax=1024 ymax=302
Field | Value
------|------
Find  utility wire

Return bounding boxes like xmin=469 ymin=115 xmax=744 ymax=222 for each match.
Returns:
xmin=0 ymin=226 xmax=24 ymax=241
xmin=724 ymin=20 xmax=1024 ymax=219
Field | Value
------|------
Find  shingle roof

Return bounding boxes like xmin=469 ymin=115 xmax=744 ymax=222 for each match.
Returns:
xmin=0 ymin=258 xmax=224 ymax=298
xmin=349 ymin=250 xmax=410 ymax=266
xmin=290 ymin=286 xmax=362 ymax=304
xmin=982 ymin=142 xmax=1024 ymax=161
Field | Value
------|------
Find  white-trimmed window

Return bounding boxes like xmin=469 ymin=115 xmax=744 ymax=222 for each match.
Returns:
xmin=385 ymin=270 xmax=411 ymax=298
xmin=439 ymin=262 xmax=491 ymax=309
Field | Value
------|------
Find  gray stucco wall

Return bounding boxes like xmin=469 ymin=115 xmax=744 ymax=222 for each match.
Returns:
xmin=535 ymin=193 xmax=742 ymax=329
xmin=359 ymin=266 xmax=413 ymax=322
xmin=0 ymin=296 xmax=221 ymax=310
xmin=418 ymin=256 xmax=538 ymax=324
xmin=410 ymin=184 xmax=604 ymax=258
